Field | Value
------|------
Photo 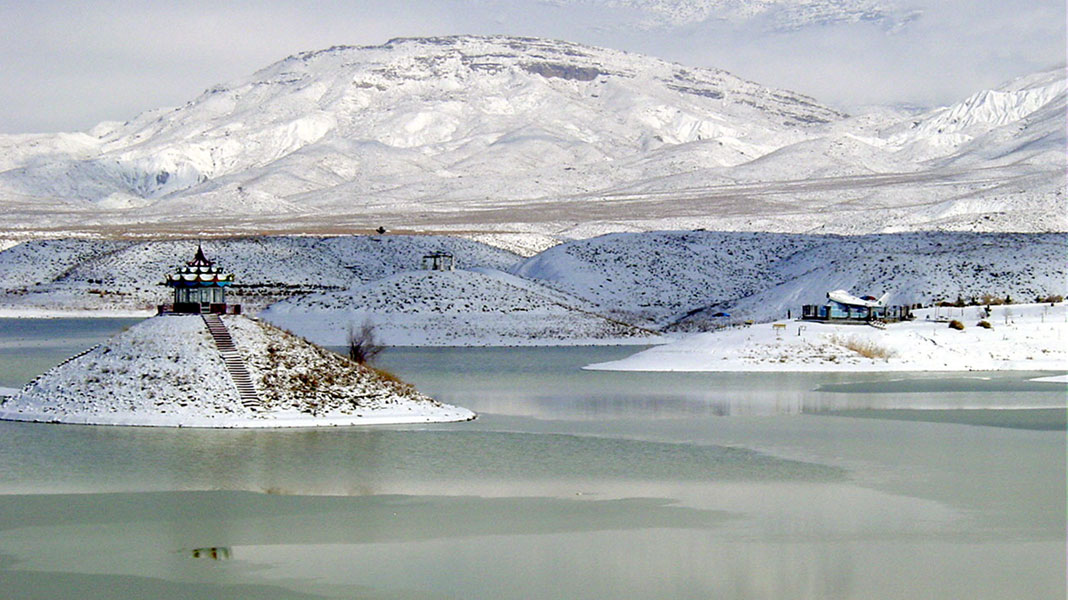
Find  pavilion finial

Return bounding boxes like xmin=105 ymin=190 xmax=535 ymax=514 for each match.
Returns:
xmin=188 ymin=242 xmax=214 ymax=267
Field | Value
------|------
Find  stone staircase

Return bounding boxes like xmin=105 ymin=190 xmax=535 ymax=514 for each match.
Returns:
xmin=202 ymin=314 xmax=261 ymax=410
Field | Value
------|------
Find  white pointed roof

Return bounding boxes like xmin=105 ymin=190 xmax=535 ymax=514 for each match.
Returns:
xmin=827 ymin=289 xmax=887 ymax=308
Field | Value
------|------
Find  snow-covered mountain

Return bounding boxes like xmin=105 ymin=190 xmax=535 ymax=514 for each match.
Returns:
xmin=885 ymin=66 xmax=1067 ymax=165
xmin=0 ymin=36 xmax=1062 ymax=238
xmin=0 ymin=36 xmax=837 ymax=205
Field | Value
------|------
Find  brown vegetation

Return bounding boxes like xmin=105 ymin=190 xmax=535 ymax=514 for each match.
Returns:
xmin=829 ymin=334 xmax=896 ymax=359
xmin=235 ymin=317 xmax=426 ymax=415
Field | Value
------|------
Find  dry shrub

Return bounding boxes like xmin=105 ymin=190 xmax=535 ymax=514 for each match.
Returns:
xmin=829 ymin=334 xmax=896 ymax=359
xmin=978 ymin=293 xmax=1004 ymax=306
xmin=948 ymin=319 xmax=965 ymax=330
xmin=977 ymin=320 xmax=992 ymax=329
xmin=347 ymin=320 xmax=383 ymax=365
xmin=370 ymin=366 xmax=405 ymax=385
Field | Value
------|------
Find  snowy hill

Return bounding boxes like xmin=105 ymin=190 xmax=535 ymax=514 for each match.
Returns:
xmin=672 ymin=232 xmax=1068 ymax=327
xmin=0 ymin=36 xmax=1061 ymax=238
xmin=0 ymin=314 xmax=474 ymax=427
xmin=1 ymin=231 xmax=1063 ymax=346
xmin=886 ymin=66 xmax=1067 ymax=165
xmin=0 ymin=35 xmax=838 ymax=216
xmin=0 ymin=235 xmax=519 ymax=313
xmin=261 ymin=268 xmax=660 ymax=346
xmin=512 ymin=230 xmax=1068 ymax=327
xmin=513 ymin=231 xmax=813 ymax=326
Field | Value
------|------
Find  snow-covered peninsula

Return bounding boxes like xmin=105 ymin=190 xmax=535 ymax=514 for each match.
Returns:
xmin=588 ymin=303 xmax=1068 ymax=372
xmin=0 ymin=314 xmax=474 ymax=427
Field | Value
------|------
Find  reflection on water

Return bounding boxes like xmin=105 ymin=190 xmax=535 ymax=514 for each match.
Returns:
xmin=0 ymin=320 xmax=1063 ymax=600
xmin=0 ymin=487 xmax=1058 ymax=600
xmin=371 ymin=346 xmax=1066 ymax=419
xmin=191 ymin=547 xmax=231 ymax=560
xmin=0 ymin=423 xmax=846 ymax=496
xmin=817 ymin=375 xmax=1068 ymax=394
xmin=823 ymin=408 xmax=1067 ymax=430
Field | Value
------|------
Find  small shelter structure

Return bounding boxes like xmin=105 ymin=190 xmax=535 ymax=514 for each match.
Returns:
xmin=422 ymin=251 xmax=455 ymax=271
xmin=801 ymin=289 xmax=910 ymax=323
xmin=161 ymin=245 xmax=240 ymax=314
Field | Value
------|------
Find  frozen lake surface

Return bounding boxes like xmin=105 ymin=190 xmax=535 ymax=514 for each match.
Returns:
xmin=0 ymin=318 xmax=1064 ymax=599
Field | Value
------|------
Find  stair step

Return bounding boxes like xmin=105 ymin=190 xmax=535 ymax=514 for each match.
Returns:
xmin=203 ymin=315 xmax=262 ymax=411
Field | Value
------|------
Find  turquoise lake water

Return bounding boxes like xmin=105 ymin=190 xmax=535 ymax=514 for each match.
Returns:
xmin=0 ymin=318 xmax=1064 ymax=599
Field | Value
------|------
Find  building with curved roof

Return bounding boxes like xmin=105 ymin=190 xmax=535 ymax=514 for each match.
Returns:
xmin=164 ymin=245 xmax=237 ymax=314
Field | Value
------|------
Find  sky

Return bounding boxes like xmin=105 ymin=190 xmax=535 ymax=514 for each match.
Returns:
xmin=0 ymin=0 xmax=1063 ymax=133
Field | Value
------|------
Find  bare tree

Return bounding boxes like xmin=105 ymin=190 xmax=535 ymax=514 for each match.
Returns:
xmin=347 ymin=319 xmax=383 ymax=365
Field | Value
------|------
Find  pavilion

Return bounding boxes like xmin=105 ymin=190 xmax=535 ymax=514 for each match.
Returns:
xmin=162 ymin=245 xmax=240 ymax=314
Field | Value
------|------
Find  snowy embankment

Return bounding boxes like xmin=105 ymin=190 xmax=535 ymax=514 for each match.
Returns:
xmin=587 ymin=303 xmax=1068 ymax=373
xmin=0 ymin=315 xmax=473 ymax=427
xmin=1 ymin=231 xmax=1064 ymax=347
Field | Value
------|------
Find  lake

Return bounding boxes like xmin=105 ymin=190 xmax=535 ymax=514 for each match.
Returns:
xmin=0 ymin=318 xmax=1064 ymax=599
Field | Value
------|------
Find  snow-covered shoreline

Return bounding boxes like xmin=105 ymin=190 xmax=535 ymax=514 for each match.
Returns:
xmin=0 ymin=308 xmax=155 ymax=319
xmin=588 ymin=303 xmax=1068 ymax=374
xmin=0 ymin=410 xmax=474 ymax=429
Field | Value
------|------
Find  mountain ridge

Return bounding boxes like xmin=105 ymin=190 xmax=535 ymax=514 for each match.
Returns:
xmin=0 ymin=35 xmax=1062 ymax=238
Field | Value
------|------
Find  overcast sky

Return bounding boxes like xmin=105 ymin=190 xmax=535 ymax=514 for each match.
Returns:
xmin=1 ymin=0 xmax=1063 ymax=133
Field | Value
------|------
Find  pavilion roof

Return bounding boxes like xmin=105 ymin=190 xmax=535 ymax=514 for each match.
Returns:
xmin=166 ymin=245 xmax=235 ymax=287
